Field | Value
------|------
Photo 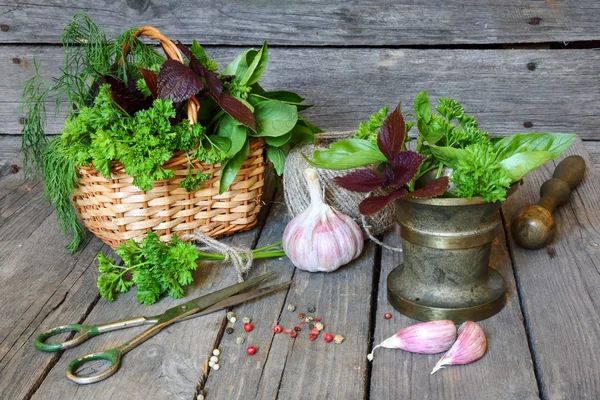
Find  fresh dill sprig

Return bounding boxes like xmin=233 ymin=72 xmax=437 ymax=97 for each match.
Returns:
xmin=42 ymin=138 xmax=87 ymax=252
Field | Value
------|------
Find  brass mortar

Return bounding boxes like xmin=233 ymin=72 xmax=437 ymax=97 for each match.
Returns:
xmin=388 ymin=186 xmax=518 ymax=323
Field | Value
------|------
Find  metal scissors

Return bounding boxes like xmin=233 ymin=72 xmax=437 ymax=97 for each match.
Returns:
xmin=34 ymin=272 xmax=290 ymax=385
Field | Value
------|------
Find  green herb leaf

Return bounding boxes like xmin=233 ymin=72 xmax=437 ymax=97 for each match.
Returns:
xmin=223 ymin=49 xmax=258 ymax=82
xmin=414 ymin=91 xmax=431 ymax=124
xmin=307 ymin=139 xmax=387 ymax=170
xmin=219 ymin=138 xmax=250 ymax=194
xmin=241 ymin=41 xmax=268 ymax=86
xmin=499 ymin=151 xmax=553 ymax=182
xmin=190 ymin=40 xmax=218 ymax=72
xmin=492 ymin=133 xmax=577 ymax=162
xmin=253 ymin=100 xmax=298 ymax=137
xmin=266 ymin=144 xmax=286 ymax=175
xmin=428 ymin=145 xmax=468 ymax=169
xmin=218 ymin=115 xmax=247 ymax=155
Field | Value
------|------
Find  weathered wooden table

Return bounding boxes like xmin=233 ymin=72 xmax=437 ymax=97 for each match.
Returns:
xmin=1 ymin=2 xmax=600 ymax=399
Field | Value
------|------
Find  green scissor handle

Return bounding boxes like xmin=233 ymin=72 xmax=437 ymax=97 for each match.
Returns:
xmin=66 ymin=348 xmax=123 ymax=385
xmin=35 ymin=324 xmax=100 ymax=352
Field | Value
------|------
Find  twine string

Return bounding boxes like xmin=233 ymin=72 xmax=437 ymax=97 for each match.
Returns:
xmin=182 ymin=230 xmax=254 ymax=282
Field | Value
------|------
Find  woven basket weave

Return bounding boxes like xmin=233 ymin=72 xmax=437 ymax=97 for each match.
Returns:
xmin=72 ymin=26 xmax=265 ymax=249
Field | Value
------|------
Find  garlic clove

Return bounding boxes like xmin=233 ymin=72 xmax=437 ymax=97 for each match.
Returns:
xmin=431 ymin=321 xmax=487 ymax=374
xmin=368 ymin=320 xmax=456 ymax=361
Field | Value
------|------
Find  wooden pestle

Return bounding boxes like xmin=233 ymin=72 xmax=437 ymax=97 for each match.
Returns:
xmin=510 ymin=155 xmax=586 ymax=249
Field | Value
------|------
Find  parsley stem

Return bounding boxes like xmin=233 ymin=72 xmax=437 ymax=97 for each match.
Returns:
xmin=252 ymin=241 xmax=282 ymax=253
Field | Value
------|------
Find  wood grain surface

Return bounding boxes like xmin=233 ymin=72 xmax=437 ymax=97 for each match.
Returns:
xmin=369 ymin=230 xmax=539 ymax=399
xmin=0 ymin=1 xmax=598 ymax=45
xmin=3 ymin=46 xmax=600 ymax=139
xmin=501 ymin=138 xmax=600 ymax=399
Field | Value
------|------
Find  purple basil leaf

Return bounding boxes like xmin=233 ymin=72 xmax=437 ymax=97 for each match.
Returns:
xmin=377 ymin=103 xmax=406 ymax=162
xmin=157 ymin=60 xmax=204 ymax=103
xmin=203 ymin=66 xmax=223 ymax=99
xmin=333 ymin=169 xmax=386 ymax=193
xmin=359 ymin=188 xmax=408 ymax=215
xmin=170 ymin=100 xmax=187 ymax=125
xmin=383 ymin=164 xmax=395 ymax=186
xmin=216 ymin=93 xmax=256 ymax=131
xmin=409 ymin=176 xmax=449 ymax=198
xmin=138 ymin=68 xmax=158 ymax=98
xmin=174 ymin=40 xmax=204 ymax=76
xmin=389 ymin=150 xmax=425 ymax=188
xmin=103 ymin=75 xmax=152 ymax=114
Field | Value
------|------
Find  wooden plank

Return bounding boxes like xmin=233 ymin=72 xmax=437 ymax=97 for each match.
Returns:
xmin=501 ymin=138 xmax=600 ymax=399
xmin=0 ymin=1 xmax=599 ymax=45
xmin=0 ymin=211 xmax=109 ymax=399
xmin=369 ymin=229 xmax=539 ymax=399
xmin=31 ymin=174 xmax=276 ymax=400
xmin=202 ymin=197 xmax=377 ymax=399
xmin=3 ymin=46 xmax=600 ymax=139
xmin=584 ymin=140 xmax=600 ymax=172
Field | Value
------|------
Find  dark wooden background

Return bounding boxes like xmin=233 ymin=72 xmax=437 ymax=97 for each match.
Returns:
xmin=0 ymin=2 xmax=599 ymax=400
xmin=1 ymin=1 xmax=599 ymax=164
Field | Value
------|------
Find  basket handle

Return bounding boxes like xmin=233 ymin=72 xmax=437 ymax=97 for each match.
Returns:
xmin=122 ymin=26 xmax=199 ymax=124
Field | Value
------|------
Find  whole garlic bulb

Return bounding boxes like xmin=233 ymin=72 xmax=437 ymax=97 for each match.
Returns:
xmin=283 ymin=168 xmax=364 ymax=272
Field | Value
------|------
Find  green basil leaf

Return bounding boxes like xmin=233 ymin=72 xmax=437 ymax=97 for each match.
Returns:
xmin=249 ymin=93 xmax=312 ymax=111
xmin=248 ymin=93 xmax=268 ymax=107
xmin=217 ymin=115 xmax=246 ymax=155
xmin=254 ymin=100 xmax=298 ymax=137
xmin=307 ymin=139 xmax=387 ymax=170
xmin=297 ymin=118 xmax=323 ymax=134
xmin=266 ymin=144 xmax=286 ymax=175
xmin=288 ymin=124 xmax=316 ymax=145
xmin=499 ymin=151 xmax=553 ymax=182
xmin=492 ymin=133 xmax=577 ymax=161
xmin=223 ymin=49 xmax=258 ymax=82
xmin=414 ymin=91 xmax=431 ymax=124
xmin=219 ymin=138 xmax=250 ymax=194
xmin=265 ymin=131 xmax=292 ymax=147
xmin=259 ymin=90 xmax=304 ymax=103
xmin=429 ymin=145 xmax=468 ymax=169
xmin=207 ymin=135 xmax=231 ymax=154
xmin=241 ymin=41 xmax=268 ymax=86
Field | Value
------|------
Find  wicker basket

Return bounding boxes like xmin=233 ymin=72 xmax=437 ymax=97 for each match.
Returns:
xmin=72 ymin=27 xmax=265 ymax=249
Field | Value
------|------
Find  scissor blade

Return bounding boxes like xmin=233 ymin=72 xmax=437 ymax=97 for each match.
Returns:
xmin=155 ymin=271 xmax=276 ymax=325
xmin=190 ymin=271 xmax=276 ymax=311
xmin=197 ymin=281 xmax=292 ymax=316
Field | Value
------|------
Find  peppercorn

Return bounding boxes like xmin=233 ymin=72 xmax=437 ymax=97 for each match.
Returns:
xmin=308 ymin=324 xmax=315 ymax=330
xmin=309 ymin=334 xmax=317 ymax=341
xmin=334 ymin=334 xmax=345 ymax=344
xmin=314 ymin=318 xmax=321 ymax=322
xmin=284 ymin=329 xmax=293 ymax=334
xmin=287 ymin=304 xmax=296 ymax=312
xmin=315 ymin=322 xmax=324 ymax=331
xmin=242 ymin=317 xmax=251 ymax=324
xmin=311 ymin=328 xmax=320 ymax=336
xmin=298 ymin=313 xmax=305 ymax=319
xmin=244 ymin=323 xmax=254 ymax=332
xmin=273 ymin=325 xmax=283 ymax=334
xmin=308 ymin=307 xmax=316 ymax=313
xmin=236 ymin=337 xmax=245 ymax=345
xmin=246 ymin=346 xmax=257 ymax=355
xmin=225 ymin=327 xmax=234 ymax=334
xmin=290 ymin=332 xmax=298 ymax=338
xmin=324 ymin=333 xmax=334 ymax=342
xmin=305 ymin=316 xmax=314 ymax=323
xmin=384 ymin=313 xmax=392 ymax=320
xmin=293 ymin=326 xmax=301 ymax=332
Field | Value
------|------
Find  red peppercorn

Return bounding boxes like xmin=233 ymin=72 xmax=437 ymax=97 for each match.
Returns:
xmin=244 ymin=323 xmax=254 ymax=332
xmin=324 ymin=333 xmax=334 ymax=342
xmin=299 ymin=321 xmax=306 ymax=325
xmin=383 ymin=313 xmax=392 ymax=320
xmin=273 ymin=325 xmax=283 ymax=334
xmin=298 ymin=313 xmax=305 ymax=319
xmin=293 ymin=326 xmax=301 ymax=332
xmin=283 ymin=329 xmax=293 ymax=334
xmin=311 ymin=328 xmax=320 ymax=335
xmin=309 ymin=334 xmax=317 ymax=341
xmin=246 ymin=346 xmax=257 ymax=355
xmin=290 ymin=332 xmax=298 ymax=338
xmin=314 ymin=318 xmax=321 ymax=322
